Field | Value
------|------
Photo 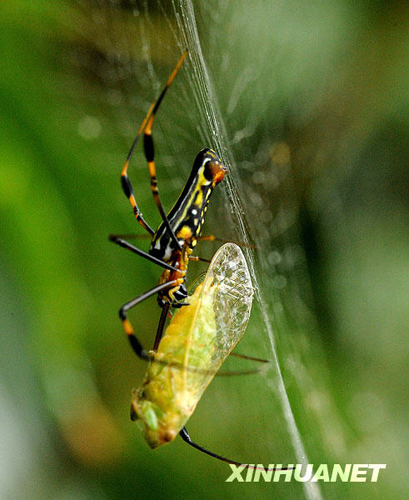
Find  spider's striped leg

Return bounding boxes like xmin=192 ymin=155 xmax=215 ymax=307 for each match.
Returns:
xmin=108 ymin=234 xmax=253 ymax=248
xmin=119 ymin=281 xmax=178 ymax=359
xmin=108 ymin=242 xmax=227 ymax=265
xmin=119 ymin=50 xmax=187 ymax=236
xmin=142 ymin=51 xmax=188 ymax=251
xmin=108 ymin=232 xmax=254 ymax=262
xmin=198 ymin=235 xmax=256 ymax=249
xmin=188 ymin=255 xmax=211 ymax=263
xmin=120 ymin=102 xmax=156 ymax=236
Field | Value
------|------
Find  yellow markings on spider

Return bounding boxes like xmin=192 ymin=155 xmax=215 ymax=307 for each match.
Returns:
xmin=130 ymin=243 xmax=254 ymax=448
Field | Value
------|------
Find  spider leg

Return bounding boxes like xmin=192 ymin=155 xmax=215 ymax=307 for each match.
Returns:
xmin=198 ymin=234 xmax=256 ymax=249
xmin=153 ymin=302 xmax=171 ymax=351
xmin=119 ymin=281 xmax=178 ymax=359
xmin=142 ymin=51 xmax=188 ymax=252
xmin=188 ymin=255 xmax=211 ymax=263
xmin=108 ymin=233 xmax=150 ymax=240
xmin=108 ymin=234 xmax=253 ymax=249
xmin=120 ymin=51 xmax=187 ymax=240
xmin=179 ymin=427 xmax=294 ymax=472
xmin=109 ymin=235 xmax=178 ymax=272
xmin=179 ymin=427 xmax=245 ymax=467
xmin=120 ymin=109 xmax=156 ymax=236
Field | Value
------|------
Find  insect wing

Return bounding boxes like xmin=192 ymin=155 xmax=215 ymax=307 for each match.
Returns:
xmin=152 ymin=242 xmax=254 ymax=379
xmin=162 ymin=241 xmax=254 ymax=392
xmin=201 ymin=242 xmax=254 ymax=367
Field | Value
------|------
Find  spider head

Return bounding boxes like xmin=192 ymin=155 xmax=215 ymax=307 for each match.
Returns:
xmin=196 ymin=148 xmax=227 ymax=186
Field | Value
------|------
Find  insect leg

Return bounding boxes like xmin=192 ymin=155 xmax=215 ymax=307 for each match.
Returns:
xmin=213 ymin=352 xmax=270 ymax=377
xmin=119 ymin=281 xmax=178 ymax=359
xmin=109 ymin=235 xmax=178 ymax=272
xmin=189 ymin=236 xmax=256 ymax=264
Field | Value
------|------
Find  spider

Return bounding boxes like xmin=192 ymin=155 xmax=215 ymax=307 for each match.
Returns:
xmin=110 ymin=50 xmax=227 ymax=359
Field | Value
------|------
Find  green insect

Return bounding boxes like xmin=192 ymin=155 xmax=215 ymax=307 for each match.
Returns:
xmin=131 ymin=242 xmax=261 ymax=464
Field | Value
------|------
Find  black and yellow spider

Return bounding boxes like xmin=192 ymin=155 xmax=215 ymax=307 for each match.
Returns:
xmin=110 ymin=51 xmax=226 ymax=359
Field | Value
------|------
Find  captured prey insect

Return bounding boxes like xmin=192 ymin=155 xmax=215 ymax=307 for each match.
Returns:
xmin=110 ymin=50 xmax=227 ymax=360
xmin=131 ymin=243 xmax=263 ymax=465
xmin=131 ymin=244 xmax=293 ymax=469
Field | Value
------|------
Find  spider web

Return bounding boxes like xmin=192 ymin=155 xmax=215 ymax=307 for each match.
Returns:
xmin=70 ymin=0 xmax=347 ymax=497
xmin=168 ymin=3 xmax=321 ymax=499
xmin=83 ymin=0 xmax=323 ymax=496
xmin=102 ymin=4 xmax=321 ymax=498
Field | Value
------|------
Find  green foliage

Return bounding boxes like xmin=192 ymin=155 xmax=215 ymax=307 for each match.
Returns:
xmin=0 ymin=1 xmax=407 ymax=499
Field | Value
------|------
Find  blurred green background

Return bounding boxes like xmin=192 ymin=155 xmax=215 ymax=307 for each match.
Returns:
xmin=1 ymin=1 xmax=408 ymax=499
